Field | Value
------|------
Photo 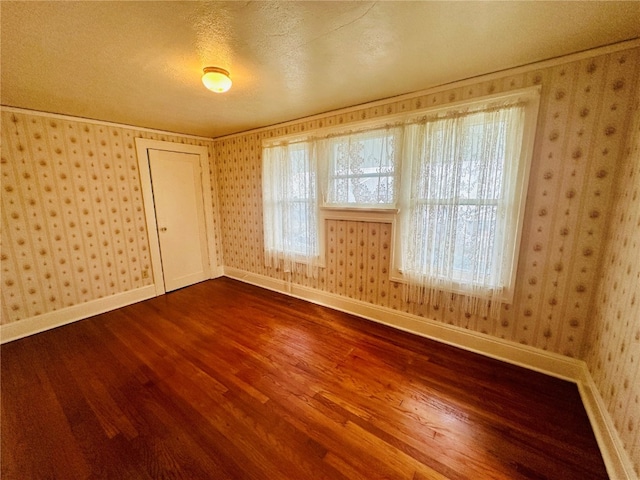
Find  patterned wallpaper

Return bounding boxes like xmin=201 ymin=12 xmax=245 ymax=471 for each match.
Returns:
xmin=214 ymin=46 xmax=640 ymax=360
xmin=585 ymin=92 xmax=640 ymax=476
xmin=2 ymin=44 xmax=638 ymax=474
xmin=1 ymin=110 xmax=222 ymax=325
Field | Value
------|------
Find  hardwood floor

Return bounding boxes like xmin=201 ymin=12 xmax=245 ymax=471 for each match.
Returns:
xmin=2 ymin=278 xmax=607 ymax=479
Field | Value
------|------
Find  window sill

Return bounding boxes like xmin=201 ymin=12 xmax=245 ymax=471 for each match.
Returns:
xmin=320 ymin=206 xmax=398 ymax=223
xmin=389 ymin=269 xmax=513 ymax=304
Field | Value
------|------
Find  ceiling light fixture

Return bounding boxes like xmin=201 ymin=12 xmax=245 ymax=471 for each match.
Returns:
xmin=202 ymin=67 xmax=232 ymax=93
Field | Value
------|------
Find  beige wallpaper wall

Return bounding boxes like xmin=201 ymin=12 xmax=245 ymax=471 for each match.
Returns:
xmin=1 ymin=110 xmax=223 ymax=325
xmin=2 ymin=44 xmax=638 ymax=474
xmin=215 ymin=46 xmax=639 ymax=360
xmin=585 ymin=91 xmax=640 ymax=476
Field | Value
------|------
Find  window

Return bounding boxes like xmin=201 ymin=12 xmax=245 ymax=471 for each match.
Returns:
xmin=262 ymin=87 xmax=540 ymax=314
xmin=321 ymin=127 xmax=402 ymax=207
xmin=397 ymin=90 xmax=539 ymax=316
xmin=262 ymin=141 xmax=321 ymax=274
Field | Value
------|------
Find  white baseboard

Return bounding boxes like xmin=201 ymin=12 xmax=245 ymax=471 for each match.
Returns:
xmin=579 ymin=372 xmax=638 ymax=480
xmin=0 ymin=269 xmax=226 ymax=344
xmin=0 ymin=285 xmax=157 ymax=344
xmin=223 ymin=267 xmax=637 ymax=480
xmin=211 ymin=265 xmax=225 ymax=278
xmin=3 ymin=269 xmax=634 ymax=479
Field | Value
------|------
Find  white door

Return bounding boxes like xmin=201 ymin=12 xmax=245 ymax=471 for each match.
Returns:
xmin=148 ymin=149 xmax=210 ymax=291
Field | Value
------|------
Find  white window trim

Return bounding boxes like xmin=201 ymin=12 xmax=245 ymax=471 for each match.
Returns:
xmin=321 ymin=127 xmax=402 ymax=209
xmin=320 ymin=206 xmax=397 ymax=227
xmin=262 ymin=86 xmax=541 ymax=302
xmin=262 ymin=87 xmax=541 ymax=146
xmin=262 ymin=141 xmax=325 ymax=272
xmin=390 ymin=86 xmax=541 ymax=304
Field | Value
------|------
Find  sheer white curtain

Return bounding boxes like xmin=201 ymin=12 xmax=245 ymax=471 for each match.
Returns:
xmin=262 ymin=141 xmax=321 ymax=277
xmin=320 ymin=127 xmax=402 ymax=206
xmin=398 ymin=103 xmax=527 ymax=318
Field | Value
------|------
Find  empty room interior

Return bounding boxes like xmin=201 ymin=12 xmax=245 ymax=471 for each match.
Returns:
xmin=2 ymin=2 xmax=640 ymax=479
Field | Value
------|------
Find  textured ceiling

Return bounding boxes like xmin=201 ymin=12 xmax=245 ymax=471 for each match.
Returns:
xmin=2 ymin=1 xmax=640 ymax=138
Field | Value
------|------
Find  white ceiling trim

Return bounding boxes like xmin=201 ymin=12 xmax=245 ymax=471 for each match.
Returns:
xmin=214 ymin=38 xmax=640 ymax=141
xmin=0 ymin=106 xmax=213 ymax=142
xmin=3 ymin=37 xmax=638 ymax=143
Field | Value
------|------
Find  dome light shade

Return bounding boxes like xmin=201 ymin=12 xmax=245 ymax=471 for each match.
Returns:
xmin=202 ymin=67 xmax=232 ymax=93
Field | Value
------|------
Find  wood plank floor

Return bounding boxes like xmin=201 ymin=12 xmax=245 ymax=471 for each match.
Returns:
xmin=1 ymin=278 xmax=608 ymax=479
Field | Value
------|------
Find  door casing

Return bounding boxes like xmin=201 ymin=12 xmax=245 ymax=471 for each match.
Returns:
xmin=135 ymin=138 xmax=218 ymax=296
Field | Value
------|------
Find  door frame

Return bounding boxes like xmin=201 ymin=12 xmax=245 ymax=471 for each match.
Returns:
xmin=135 ymin=138 xmax=218 ymax=296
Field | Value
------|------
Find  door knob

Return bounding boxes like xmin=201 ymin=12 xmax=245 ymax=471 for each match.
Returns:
xmin=159 ymin=227 xmax=168 ymax=232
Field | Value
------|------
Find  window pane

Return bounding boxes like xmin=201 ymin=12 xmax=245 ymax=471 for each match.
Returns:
xmin=451 ymin=205 xmax=497 ymax=282
xmin=401 ymin=101 xmax=530 ymax=301
xmin=327 ymin=129 xmax=398 ymax=205
xmin=286 ymin=200 xmax=317 ymax=255
xmin=416 ymin=204 xmax=497 ymax=284
xmin=460 ymin=118 xmax=505 ymax=200
xmin=333 ymin=174 xmax=394 ymax=204
xmin=419 ymin=118 xmax=506 ymax=202
xmin=262 ymin=141 xmax=320 ymax=265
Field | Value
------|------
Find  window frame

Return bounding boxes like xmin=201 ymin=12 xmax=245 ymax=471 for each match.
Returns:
xmin=261 ymin=140 xmax=324 ymax=268
xmin=321 ymin=127 xmax=403 ymax=209
xmin=391 ymin=87 xmax=541 ymax=304
xmin=261 ymin=86 xmax=540 ymax=304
